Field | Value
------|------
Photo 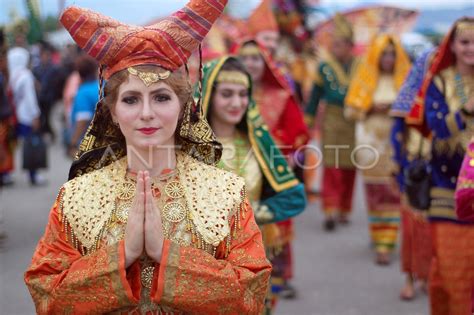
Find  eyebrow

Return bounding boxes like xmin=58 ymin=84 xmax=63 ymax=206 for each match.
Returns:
xmin=120 ymin=88 xmax=173 ymax=97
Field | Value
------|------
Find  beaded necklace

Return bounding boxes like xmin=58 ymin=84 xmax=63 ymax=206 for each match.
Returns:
xmin=454 ymin=72 xmax=469 ymax=106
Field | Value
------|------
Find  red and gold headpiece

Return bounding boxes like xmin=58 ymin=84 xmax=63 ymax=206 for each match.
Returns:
xmin=60 ymin=0 xmax=228 ymax=79
xmin=248 ymin=0 xmax=279 ymax=36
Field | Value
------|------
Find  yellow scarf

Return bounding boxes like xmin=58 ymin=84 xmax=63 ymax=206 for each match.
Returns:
xmin=345 ymin=34 xmax=411 ymax=112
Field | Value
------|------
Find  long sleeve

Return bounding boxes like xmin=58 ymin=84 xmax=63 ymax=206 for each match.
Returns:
xmin=391 ymin=117 xmax=407 ymax=190
xmin=150 ymin=200 xmax=272 ymax=314
xmin=258 ymin=183 xmax=306 ymax=223
xmin=425 ymin=81 xmax=465 ymax=139
xmin=24 ymin=192 xmax=140 ymax=314
xmin=456 ymin=140 xmax=474 ymax=222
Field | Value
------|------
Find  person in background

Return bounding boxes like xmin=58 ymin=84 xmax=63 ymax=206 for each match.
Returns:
xmin=454 ymin=136 xmax=474 ymax=312
xmin=68 ymin=55 xmax=98 ymax=158
xmin=0 ymin=28 xmax=16 ymax=187
xmin=33 ymin=42 xmax=61 ymax=142
xmin=61 ymin=46 xmax=81 ymax=150
xmin=406 ymin=17 xmax=474 ymax=315
xmin=247 ymin=0 xmax=280 ymax=57
xmin=202 ymin=56 xmax=307 ymax=312
xmin=0 ymin=27 xmax=13 ymax=240
xmin=305 ymin=13 xmax=357 ymax=231
xmin=390 ymin=48 xmax=435 ymax=300
xmin=345 ymin=34 xmax=411 ymax=265
xmin=239 ymin=40 xmax=309 ymax=299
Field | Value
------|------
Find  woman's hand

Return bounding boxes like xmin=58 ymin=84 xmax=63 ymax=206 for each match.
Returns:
xmin=144 ymin=172 xmax=164 ymax=263
xmin=124 ymin=171 xmax=145 ymax=268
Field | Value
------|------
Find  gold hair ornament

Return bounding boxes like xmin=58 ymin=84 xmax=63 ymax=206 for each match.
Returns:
xmin=216 ymin=70 xmax=250 ymax=88
xmin=238 ymin=45 xmax=261 ymax=57
xmin=127 ymin=67 xmax=171 ymax=86
xmin=456 ymin=21 xmax=474 ymax=36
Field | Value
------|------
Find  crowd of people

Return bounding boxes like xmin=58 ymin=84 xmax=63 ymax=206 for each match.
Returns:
xmin=0 ymin=0 xmax=472 ymax=314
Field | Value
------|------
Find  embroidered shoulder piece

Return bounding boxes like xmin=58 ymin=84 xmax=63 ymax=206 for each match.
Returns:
xmin=178 ymin=152 xmax=245 ymax=247
xmin=58 ymin=153 xmax=245 ymax=253
xmin=60 ymin=161 xmax=121 ymax=254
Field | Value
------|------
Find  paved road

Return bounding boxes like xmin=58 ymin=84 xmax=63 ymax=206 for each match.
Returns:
xmin=0 ymin=122 xmax=429 ymax=315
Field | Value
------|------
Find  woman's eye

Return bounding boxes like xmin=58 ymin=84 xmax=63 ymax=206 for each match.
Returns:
xmin=122 ymin=96 xmax=137 ymax=104
xmin=240 ymin=91 xmax=249 ymax=98
xmin=154 ymin=94 xmax=171 ymax=102
xmin=221 ymin=90 xmax=232 ymax=98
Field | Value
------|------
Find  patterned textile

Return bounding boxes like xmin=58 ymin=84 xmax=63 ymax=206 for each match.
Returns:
xmin=423 ymin=66 xmax=472 ymax=223
xmin=365 ymin=183 xmax=400 ymax=254
xmin=270 ymin=242 xmax=293 ymax=280
xmin=322 ymin=168 xmax=356 ymax=214
xmin=456 ymin=138 xmax=474 ymax=222
xmin=390 ymin=50 xmax=433 ymax=190
xmin=390 ymin=49 xmax=434 ymax=118
xmin=237 ymin=41 xmax=309 ymax=155
xmin=345 ymin=34 xmax=411 ymax=113
xmin=407 ymin=18 xmax=474 ymax=127
xmin=400 ymin=201 xmax=432 ymax=280
xmin=200 ymin=56 xmax=307 ymax=314
xmin=430 ymin=222 xmax=474 ymax=315
xmin=25 ymin=153 xmax=272 ymax=314
xmin=248 ymin=0 xmax=279 ymax=36
xmin=200 ymin=56 xmax=302 ymax=193
xmin=305 ymin=50 xmax=358 ymax=169
xmin=60 ymin=0 xmax=228 ymax=79
xmin=0 ymin=121 xmax=14 ymax=174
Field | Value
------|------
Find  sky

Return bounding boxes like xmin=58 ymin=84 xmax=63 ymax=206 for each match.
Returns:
xmin=0 ymin=0 xmax=472 ymax=26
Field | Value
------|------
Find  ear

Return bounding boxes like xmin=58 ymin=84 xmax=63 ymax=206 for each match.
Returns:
xmin=109 ymin=105 xmax=118 ymax=124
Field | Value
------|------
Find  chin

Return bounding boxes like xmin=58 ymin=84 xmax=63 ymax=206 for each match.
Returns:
xmin=226 ymin=116 xmax=244 ymax=126
xmin=131 ymin=138 xmax=174 ymax=151
xmin=462 ymin=58 xmax=474 ymax=66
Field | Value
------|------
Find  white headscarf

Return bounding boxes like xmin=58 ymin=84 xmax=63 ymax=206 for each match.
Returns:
xmin=7 ymin=47 xmax=40 ymax=125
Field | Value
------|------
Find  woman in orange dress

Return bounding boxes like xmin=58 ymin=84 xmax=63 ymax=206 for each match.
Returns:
xmin=24 ymin=1 xmax=272 ymax=314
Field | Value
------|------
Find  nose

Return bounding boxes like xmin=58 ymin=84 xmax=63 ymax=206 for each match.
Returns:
xmin=230 ymin=94 xmax=243 ymax=109
xmin=140 ymin=97 xmax=154 ymax=121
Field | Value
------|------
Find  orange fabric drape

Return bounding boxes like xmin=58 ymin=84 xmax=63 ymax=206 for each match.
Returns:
xmin=25 ymin=195 xmax=271 ymax=314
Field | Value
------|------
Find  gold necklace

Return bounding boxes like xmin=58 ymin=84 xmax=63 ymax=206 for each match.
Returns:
xmin=162 ymin=174 xmax=187 ymax=223
xmin=114 ymin=161 xmax=188 ymax=225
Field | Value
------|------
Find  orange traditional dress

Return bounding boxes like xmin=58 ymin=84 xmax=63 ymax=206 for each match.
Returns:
xmin=24 ymin=1 xmax=271 ymax=314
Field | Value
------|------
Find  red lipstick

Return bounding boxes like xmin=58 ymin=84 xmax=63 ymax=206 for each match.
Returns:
xmin=138 ymin=127 xmax=159 ymax=135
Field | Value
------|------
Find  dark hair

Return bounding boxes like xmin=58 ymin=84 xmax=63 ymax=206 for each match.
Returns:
xmin=207 ymin=58 xmax=251 ymax=133
xmin=75 ymin=55 xmax=98 ymax=82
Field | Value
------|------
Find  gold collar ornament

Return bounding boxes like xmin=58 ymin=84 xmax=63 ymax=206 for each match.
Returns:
xmin=127 ymin=67 xmax=171 ymax=86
